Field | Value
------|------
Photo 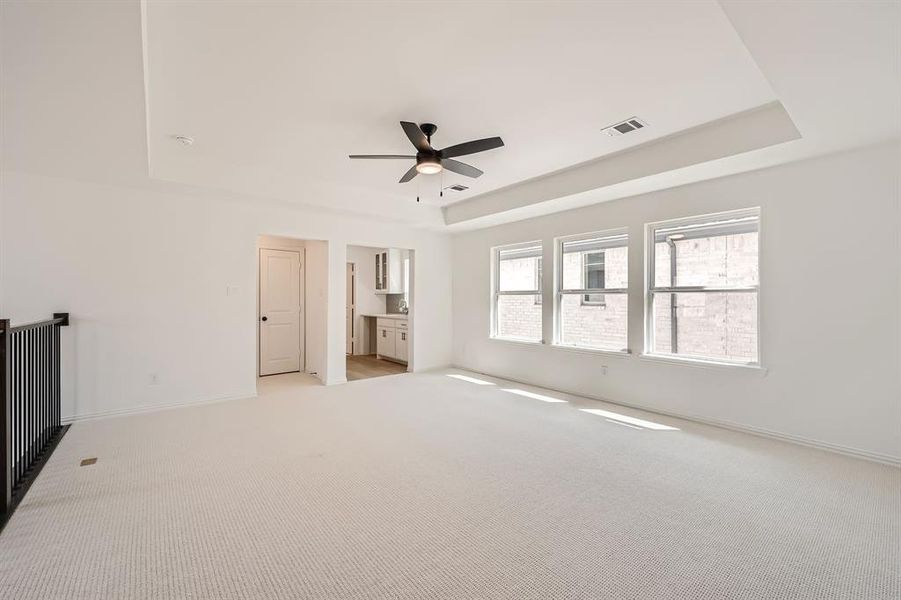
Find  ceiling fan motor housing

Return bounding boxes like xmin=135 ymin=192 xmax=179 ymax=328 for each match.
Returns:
xmin=419 ymin=123 xmax=438 ymax=139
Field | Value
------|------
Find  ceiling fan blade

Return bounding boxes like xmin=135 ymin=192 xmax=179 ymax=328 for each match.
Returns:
xmin=439 ymin=137 xmax=504 ymax=159
xmin=442 ymin=159 xmax=483 ymax=178
xmin=348 ymin=154 xmax=415 ymax=159
xmin=400 ymin=121 xmax=432 ymax=152
xmin=399 ymin=164 xmax=418 ymax=183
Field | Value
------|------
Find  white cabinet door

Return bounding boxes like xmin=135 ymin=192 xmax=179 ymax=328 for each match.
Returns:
xmin=375 ymin=249 xmax=404 ymax=294
xmin=375 ymin=253 xmax=383 ymax=291
xmin=386 ymin=249 xmax=403 ymax=293
xmin=376 ymin=326 xmax=396 ymax=358
xmin=395 ymin=329 xmax=408 ymax=362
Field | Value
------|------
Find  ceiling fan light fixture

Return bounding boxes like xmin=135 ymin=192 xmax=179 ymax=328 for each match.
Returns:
xmin=350 ymin=121 xmax=503 ymax=187
xmin=415 ymin=157 xmax=442 ymax=175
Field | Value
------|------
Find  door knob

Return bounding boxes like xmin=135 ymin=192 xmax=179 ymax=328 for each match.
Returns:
xmin=261 ymin=316 xmax=268 ymax=322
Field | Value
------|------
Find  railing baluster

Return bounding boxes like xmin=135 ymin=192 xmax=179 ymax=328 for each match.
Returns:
xmin=29 ymin=329 xmax=34 ymax=470
xmin=17 ymin=332 xmax=23 ymax=483
xmin=44 ymin=326 xmax=48 ymax=444
xmin=55 ymin=325 xmax=60 ymax=429
xmin=17 ymin=332 xmax=22 ymax=483
xmin=38 ymin=327 xmax=43 ymax=453
xmin=31 ymin=329 xmax=36 ymax=470
xmin=25 ymin=329 xmax=31 ymax=474
xmin=13 ymin=332 xmax=19 ymax=484
xmin=42 ymin=326 xmax=47 ymax=450
xmin=37 ymin=328 xmax=42 ymax=455
xmin=0 ymin=319 xmax=10 ymax=515
xmin=13 ymin=333 xmax=19 ymax=483
xmin=9 ymin=331 xmax=14 ymax=486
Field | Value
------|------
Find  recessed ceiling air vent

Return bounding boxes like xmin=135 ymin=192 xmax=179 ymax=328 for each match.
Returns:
xmin=602 ymin=117 xmax=647 ymax=137
xmin=446 ymin=184 xmax=469 ymax=192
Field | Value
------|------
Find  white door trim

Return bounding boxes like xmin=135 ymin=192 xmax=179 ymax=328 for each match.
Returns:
xmin=346 ymin=262 xmax=355 ymax=355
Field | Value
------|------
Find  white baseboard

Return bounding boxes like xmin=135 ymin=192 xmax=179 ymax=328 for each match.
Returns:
xmin=453 ymin=366 xmax=901 ymax=468
xmin=62 ymin=390 xmax=259 ymax=424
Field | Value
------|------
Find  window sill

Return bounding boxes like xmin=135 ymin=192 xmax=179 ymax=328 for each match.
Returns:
xmin=639 ymin=353 xmax=767 ymax=374
xmin=550 ymin=344 xmax=631 ymax=358
xmin=488 ymin=336 xmax=544 ymax=348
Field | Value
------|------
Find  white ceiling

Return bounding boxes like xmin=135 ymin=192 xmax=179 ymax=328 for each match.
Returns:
xmin=2 ymin=1 xmax=897 ymax=229
xmin=142 ymin=0 xmax=775 ymax=213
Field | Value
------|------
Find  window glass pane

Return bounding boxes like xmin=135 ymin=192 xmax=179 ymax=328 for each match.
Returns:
xmin=561 ymin=236 xmax=627 ymax=290
xmin=498 ymin=245 xmax=541 ymax=291
xmin=653 ymin=216 xmax=758 ymax=288
xmin=496 ymin=295 xmax=542 ymax=341
xmin=585 ymin=252 xmax=605 ymax=289
xmin=559 ymin=293 xmax=628 ymax=351
xmin=652 ymin=292 xmax=757 ymax=363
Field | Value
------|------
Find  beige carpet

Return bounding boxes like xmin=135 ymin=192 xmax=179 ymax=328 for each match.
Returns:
xmin=0 ymin=369 xmax=898 ymax=599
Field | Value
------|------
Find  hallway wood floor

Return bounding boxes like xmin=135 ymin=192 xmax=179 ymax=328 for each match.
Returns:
xmin=346 ymin=354 xmax=407 ymax=381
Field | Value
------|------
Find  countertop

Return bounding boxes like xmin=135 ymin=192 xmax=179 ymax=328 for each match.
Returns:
xmin=361 ymin=313 xmax=408 ymax=320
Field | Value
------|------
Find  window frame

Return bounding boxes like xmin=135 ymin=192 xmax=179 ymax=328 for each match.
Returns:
xmin=644 ymin=207 xmax=761 ymax=367
xmin=553 ymin=228 xmax=629 ymax=352
xmin=490 ymin=240 xmax=543 ymax=343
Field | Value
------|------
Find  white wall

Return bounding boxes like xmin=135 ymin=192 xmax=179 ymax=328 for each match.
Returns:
xmin=451 ymin=141 xmax=901 ymax=463
xmin=0 ymin=171 xmax=454 ymax=420
xmin=346 ymin=245 xmax=386 ymax=355
xmin=304 ymin=240 xmax=329 ymax=381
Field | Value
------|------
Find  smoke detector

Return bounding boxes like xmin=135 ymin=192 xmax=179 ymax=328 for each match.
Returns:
xmin=601 ymin=117 xmax=647 ymax=137
xmin=173 ymin=135 xmax=194 ymax=146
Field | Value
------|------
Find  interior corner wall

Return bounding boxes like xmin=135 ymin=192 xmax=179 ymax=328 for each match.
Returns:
xmin=451 ymin=140 xmax=901 ymax=463
xmin=0 ymin=171 xmax=454 ymax=420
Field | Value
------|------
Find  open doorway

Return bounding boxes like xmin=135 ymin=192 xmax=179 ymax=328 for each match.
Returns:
xmin=345 ymin=245 xmax=413 ymax=381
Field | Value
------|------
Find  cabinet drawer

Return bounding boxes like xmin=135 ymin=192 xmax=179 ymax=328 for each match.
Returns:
xmin=376 ymin=318 xmax=398 ymax=329
xmin=395 ymin=320 xmax=408 ymax=330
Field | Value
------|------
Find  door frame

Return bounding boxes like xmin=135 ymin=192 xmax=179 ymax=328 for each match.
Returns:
xmin=257 ymin=244 xmax=305 ymax=377
xmin=346 ymin=262 xmax=355 ymax=355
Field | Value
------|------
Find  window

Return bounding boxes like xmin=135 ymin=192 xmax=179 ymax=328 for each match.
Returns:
xmin=555 ymin=230 xmax=628 ymax=352
xmin=492 ymin=242 xmax=542 ymax=342
xmin=647 ymin=208 xmax=759 ymax=365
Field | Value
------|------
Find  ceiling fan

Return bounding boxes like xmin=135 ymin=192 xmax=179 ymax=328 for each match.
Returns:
xmin=349 ymin=122 xmax=504 ymax=183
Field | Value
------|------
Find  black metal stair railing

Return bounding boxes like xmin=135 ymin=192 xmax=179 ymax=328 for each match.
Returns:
xmin=0 ymin=313 xmax=70 ymax=531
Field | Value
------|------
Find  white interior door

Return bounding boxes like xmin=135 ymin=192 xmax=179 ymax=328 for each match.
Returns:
xmin=260 ymin=248 xmax=302 ymax=376
xmin=346 ymin=263 xmax=355 ymax=355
